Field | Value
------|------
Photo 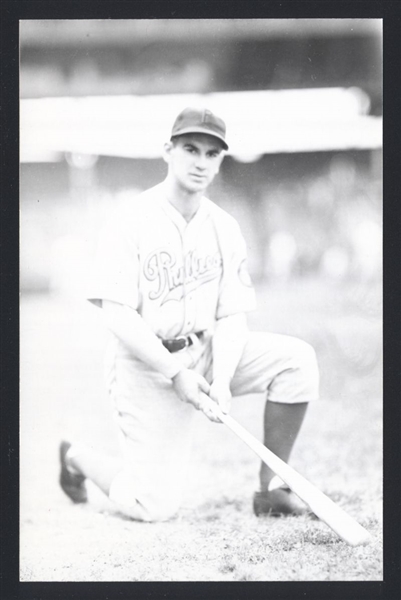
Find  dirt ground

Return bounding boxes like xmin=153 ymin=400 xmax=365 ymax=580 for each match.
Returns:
xmin=19 ymin=280 xmax=383 ymax=581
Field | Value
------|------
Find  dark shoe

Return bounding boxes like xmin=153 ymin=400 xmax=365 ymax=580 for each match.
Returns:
xmin=59 ymin=441 xmax=87 ymax=504
xmin=253 ymin=487 xmax=311 ymax=517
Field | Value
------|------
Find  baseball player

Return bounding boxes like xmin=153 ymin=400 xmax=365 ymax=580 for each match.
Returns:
xmin=59 ymin=107 xmax=319 ymax=522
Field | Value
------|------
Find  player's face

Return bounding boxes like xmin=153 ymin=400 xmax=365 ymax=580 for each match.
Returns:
xmin=164 ymin=133 xmax=225 ymax=193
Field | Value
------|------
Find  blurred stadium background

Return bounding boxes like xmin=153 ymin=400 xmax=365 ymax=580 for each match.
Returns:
xmin=20 ymin=19 xmax=382 ymax=294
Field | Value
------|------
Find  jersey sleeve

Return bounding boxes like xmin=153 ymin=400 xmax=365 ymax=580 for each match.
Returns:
xmin=216 ymin=220 xmax=256 ymax=319
xmin=87 ymin=208 xmax=140 ymax=310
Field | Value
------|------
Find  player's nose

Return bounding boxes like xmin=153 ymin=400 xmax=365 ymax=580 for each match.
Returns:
xmin=194 ymin=153 xmax=207 ymax=169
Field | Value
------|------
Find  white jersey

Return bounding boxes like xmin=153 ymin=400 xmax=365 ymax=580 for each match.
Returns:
xmin=87 ymin=183 xmax=256 ymax=338
xmin=84 ymin=183 xmax=318 ymax=523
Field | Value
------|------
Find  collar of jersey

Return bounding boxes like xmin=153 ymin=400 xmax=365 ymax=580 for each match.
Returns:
xmin=160 ymin=195 xmax=209 ymax=233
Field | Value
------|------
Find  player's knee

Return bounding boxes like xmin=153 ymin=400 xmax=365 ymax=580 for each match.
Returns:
xmin=109 ymin=474 xmax=180 ymax=522
xmin=125 ymin=491 xmax=180 ymax=522
xmin=112 ymin=497 xmax=179 ymax=522
xmin=142 ymin=497 xmax=180 ymax=522
xmin=286 ymin=339 xmax=319 ymax=402
xmin=290 ymin=338 xmax=318 ymax=374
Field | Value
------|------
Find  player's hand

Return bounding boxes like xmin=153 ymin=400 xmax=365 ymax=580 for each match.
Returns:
xmin=209 ymin=377 xmax=232 ymax=416
xmin=171 ymin=368 xmax=211 ymax=410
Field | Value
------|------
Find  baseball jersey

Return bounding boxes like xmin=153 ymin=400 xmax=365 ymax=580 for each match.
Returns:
xmin=87 ymin=183 xmax=256 ymax=339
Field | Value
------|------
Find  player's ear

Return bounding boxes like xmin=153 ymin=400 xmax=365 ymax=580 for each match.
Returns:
xmin=162 ymin=142 xmax=173 ymax=164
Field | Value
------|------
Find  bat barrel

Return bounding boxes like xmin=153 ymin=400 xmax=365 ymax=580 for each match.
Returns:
xmin=201 ymin=395 xmax=372 ymax=547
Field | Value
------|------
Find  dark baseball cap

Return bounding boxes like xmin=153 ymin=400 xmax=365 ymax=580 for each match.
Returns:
xmin=171 ymin=107 xmax=229 ymax=150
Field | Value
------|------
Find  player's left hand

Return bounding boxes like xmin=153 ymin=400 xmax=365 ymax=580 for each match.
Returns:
xmin=209 ymin=377 xmax=232 ymax=417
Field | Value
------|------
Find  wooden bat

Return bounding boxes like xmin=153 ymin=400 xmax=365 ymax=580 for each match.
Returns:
xmin=200 ymin=394 xmax=371 ymax=547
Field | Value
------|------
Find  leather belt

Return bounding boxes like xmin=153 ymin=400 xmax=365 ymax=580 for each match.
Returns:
xmin=161 ymin=331 xmax=204 ymax=353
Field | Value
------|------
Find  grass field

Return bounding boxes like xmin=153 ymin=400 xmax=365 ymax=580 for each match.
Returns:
xmin=19 ymin=278 xmax=383 ymax=581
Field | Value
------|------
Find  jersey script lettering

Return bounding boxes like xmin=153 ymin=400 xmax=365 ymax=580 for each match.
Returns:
xmin=144 ymin=249 xmax=222 ymax=304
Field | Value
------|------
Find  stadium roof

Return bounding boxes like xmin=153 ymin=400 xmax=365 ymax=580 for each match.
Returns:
xmin=20 ymin=19 xmax=382 ymax=47
xmin=20 ymin=89 xmax=382 ymax=163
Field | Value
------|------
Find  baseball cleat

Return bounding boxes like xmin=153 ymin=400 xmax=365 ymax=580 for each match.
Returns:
xmin=59 ymin=441 xmax=87 ymax=504
xmin=253 ymin=487 xmax=314 ymax=517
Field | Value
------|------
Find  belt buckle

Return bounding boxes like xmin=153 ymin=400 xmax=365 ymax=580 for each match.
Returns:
xmin=175 ymin=336 xmax=189 ymax=351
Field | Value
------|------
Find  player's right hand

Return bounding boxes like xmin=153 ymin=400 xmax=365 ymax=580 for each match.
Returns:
xmin=172 ymin=369 xmax=220 ymax=422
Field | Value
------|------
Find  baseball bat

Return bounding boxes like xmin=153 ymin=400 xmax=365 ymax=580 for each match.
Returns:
xmin=200 ymin=393 xmax=371 ymax=546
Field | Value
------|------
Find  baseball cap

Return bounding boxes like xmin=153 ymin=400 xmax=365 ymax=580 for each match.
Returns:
xmin=171 ymin=107 xmax=229 ymax=150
